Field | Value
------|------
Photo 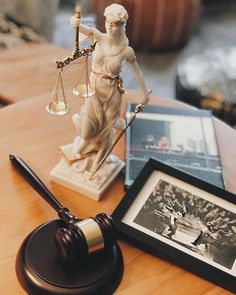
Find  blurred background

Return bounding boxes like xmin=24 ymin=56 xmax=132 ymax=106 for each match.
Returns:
xmin=1 ymin=0 xmax=236 ymax=126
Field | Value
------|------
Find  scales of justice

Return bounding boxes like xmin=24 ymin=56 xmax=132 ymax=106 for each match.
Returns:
xmin=46 ymin=4 xmax=151 ymax=200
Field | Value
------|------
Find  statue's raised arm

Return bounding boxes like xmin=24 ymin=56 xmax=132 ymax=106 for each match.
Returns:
xmin=70 ymin=13 xmax=103 ymax=41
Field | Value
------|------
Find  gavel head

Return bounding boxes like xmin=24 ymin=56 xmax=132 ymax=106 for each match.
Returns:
xmin=55 ymin=210 xmax=117 ymax=263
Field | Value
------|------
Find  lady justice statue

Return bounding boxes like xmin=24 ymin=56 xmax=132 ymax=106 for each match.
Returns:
xmin=50 ymin=4 xmax=151 ymax=200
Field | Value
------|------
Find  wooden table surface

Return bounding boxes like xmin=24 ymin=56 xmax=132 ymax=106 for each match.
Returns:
xmin=0 ymin=44 xmax=85 ymax=104
xmin=0 ymin=87 xmax=235 ymax=294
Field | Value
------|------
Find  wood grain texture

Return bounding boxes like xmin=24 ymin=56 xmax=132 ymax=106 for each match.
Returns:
xmin=0 ymin=44 xmax=85 ymax=104
xmin=0 ymin=89 xmax=235 ymax=295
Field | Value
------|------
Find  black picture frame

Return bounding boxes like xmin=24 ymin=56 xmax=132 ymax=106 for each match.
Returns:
xmin=112 ymin=158 xmax=236 ymax=293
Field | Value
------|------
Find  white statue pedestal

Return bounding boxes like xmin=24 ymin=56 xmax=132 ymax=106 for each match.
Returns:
xmin=49 ymin=144 xmax=125 ymax=201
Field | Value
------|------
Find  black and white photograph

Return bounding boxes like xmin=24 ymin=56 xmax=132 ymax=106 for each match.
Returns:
xmin=121 ymin=168 xmax=236 ymax=277
xmin=113 ymin=158 xmax=236 ymax=292
xmin=134 ymin=179 xmax=236 ymax=270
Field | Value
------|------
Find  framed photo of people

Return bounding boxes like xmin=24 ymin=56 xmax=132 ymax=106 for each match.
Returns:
xmin=112 ymin=159 xmax=236 ymax=293
xmin=124 ymin=104 xmax=225 ymax=190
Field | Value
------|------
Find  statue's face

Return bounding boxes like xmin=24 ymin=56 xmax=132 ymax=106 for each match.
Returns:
xmin=105 ymin=19 xmax=123 ymax=37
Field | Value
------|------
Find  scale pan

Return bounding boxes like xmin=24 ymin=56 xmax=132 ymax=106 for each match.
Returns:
xmin=73 ymin=84 xmax=95 ymax=97
xmin=46 ymin=101 xmax=70 ymax=116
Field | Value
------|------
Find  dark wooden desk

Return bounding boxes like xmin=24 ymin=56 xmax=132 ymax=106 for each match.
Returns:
xmin=0 ymin=89 xmax=235 ymax=294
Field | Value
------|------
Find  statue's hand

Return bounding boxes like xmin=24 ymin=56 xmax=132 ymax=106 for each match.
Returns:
xmin=140 ymin=89 xmax=152 ymax=105
xmin=70 ymin=15 xmax=81 ymax=29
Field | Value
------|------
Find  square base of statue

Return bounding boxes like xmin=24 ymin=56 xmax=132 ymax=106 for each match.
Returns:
xmin=49 ymin=144 xmax=125 ymax=201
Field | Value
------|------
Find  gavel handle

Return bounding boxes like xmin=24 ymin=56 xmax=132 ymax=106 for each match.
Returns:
xmin=9 ymin=154 xmax=64 ymax=213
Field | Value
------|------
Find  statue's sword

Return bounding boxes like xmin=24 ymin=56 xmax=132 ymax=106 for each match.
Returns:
xmin=90 ymin=102 xmax=145 ymax=179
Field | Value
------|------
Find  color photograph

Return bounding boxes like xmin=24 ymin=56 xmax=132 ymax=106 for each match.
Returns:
xmin=125 ymin=105 xmax=225 ymax=189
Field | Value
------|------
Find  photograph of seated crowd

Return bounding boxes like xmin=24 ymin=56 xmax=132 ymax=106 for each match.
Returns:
xmin=134 ymin=178 xmax=236 ymax=270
